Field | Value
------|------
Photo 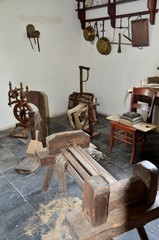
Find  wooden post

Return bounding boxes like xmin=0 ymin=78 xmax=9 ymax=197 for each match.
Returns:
xmin=83 ymin=175 xmax=110 ymax=227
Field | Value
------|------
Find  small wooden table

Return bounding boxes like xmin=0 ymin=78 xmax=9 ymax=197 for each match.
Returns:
xmin=107 ymin=115 xmax=157 ymax=132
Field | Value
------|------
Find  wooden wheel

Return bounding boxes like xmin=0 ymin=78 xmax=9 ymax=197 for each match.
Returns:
xmin=13 ymin=103 xmax=32 ymax=126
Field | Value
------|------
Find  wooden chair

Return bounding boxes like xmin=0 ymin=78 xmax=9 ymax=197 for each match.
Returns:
xmin=109 ymin=87 xmax=157 ymax=163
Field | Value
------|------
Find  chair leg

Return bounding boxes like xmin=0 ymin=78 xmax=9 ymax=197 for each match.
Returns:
xmin=142 ymin=134 xmax=146 ymax=152
xmin=109 ymin=123 xmax=114 ymax=153
xmin=137 ymin=226 xmax=149 ymax=240
xmin=130 ymin=132 xmax=136 ymax=163
xmin=125 ymin=132 xmax=129 ymax=147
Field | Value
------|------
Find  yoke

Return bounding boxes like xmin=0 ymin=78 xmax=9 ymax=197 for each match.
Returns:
xmin=36 ymin=130 xmax=159 ymax=240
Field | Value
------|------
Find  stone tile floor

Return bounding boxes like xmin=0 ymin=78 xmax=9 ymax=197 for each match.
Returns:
xmin=0 ymin=113 xmax=159 ymax=240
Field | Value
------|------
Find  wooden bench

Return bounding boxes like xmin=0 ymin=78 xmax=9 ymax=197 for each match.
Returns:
xmin=36 ymin=130 xmax=159 ymax=240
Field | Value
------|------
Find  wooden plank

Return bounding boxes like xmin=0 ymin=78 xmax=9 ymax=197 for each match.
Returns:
xmin=73 ymin=145 xmax=116 ymax=183
xmin=83 ymin=176 xmax=110 ymax=226
xmin=66 ymin=192 xmax=159 ymax=240
xmin=46 ymin=130 xmax=90 ymax=154
xmin=133 ymin=122 xmax=157 ymax=132
xmin=68 ymin=146 xmax=99 ymax=176
xmin=107 ymin=115 xmax=157 ymax=132
xmin=67 ymin=164 xmax=84 ymax=189
xmin=15 ymin=155 xmax=40 ymax=174
xmin=106 ymin=115 xmax=120 ymax=122
xmin=61 ymin=148 xmax=90 ymax=181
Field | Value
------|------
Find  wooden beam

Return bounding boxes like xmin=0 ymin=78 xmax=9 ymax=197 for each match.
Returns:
xmin=46 ymin=130 xmax=90 ymax=154
xmin=83 ymin=176 xmax=110 ymax=227
xmin=66 ymin=193 xmax=159 ymax=240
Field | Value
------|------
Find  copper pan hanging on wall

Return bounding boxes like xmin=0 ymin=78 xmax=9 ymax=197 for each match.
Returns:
xmin=96 ymin=21 xmax=111 ymax=55
xmin=96 ymin=37 xmax=111 ymax=55
xmin=83 ymin=23 xmax=95 ymax=43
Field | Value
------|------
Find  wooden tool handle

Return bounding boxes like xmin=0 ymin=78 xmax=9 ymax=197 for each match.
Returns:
xmin=37 ymin=37 xmax=40 ymax=52
xmin=35 ymin=130 xmax=39 ymax=141
xmin=117 ymin=33 xmax=121 ymax=53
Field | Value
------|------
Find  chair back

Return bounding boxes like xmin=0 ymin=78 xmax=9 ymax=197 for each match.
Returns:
xmin=129 ymin=87 xmax=157 ymax=123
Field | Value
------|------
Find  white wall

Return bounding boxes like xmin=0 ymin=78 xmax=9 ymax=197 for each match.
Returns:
xmin=1 ymin=1 xmax=159 ymax=130
xmin=80 ymin=1 xmax=159 ymax=116
xmin=0 ymin=0 xmax=82 ymax=130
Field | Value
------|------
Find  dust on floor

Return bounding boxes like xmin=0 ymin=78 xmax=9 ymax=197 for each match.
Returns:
xmin=25 ymin=196 xmax=82 ymax=240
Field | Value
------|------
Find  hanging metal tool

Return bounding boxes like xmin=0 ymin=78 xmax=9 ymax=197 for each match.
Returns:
xmin=118 ymin=32 xmax=121 ymax=53
xmin=117 ymin=18 xmax=122 ymax=53
xmin=79 ymin=66 xmax=90 ymax=94
xmin=122 ymin=17 xmax=132 ymax=42
xmin=94 ymin=21 xmax=99 ymax=40
xmin=36 ymin=32 xmax=40 ymax=52
xmin=33 ymin=30 xmax=40 ymax=52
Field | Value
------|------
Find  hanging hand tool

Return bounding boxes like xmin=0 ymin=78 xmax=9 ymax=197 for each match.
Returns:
xmin=33 ymin=30 xmax=40 ymax=52
xmin=29 ymin=38 xmax=34 ymax=49
xmin=26 ymin=24 xmax=41 ymax=52
xmin=37 ymin=35 xmax=40 ymax=52
xmin=123 ymin=34 xmax=132 ymax=42
xmin=117 ymin=33 xmax=121 ymax=53
xmin=117 ymin=18 xmax=122 ymax=53
xmin=79 ymin=66 xmax=90 ymax=94
xmin=26 ymin=24 xmax=35 ymax=49
xmin=94 ymin=21 xmax=99 ymax=40
xmin=122 ymin=17 xmax=132 ymax=42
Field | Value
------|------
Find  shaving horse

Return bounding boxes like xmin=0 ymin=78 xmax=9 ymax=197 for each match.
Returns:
xmin=36 ymin=130 xmax=159 ymax=240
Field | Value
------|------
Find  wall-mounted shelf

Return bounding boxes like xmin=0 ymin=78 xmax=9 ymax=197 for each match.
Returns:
xmin=76 ymin=0 xmax=158 ymax=29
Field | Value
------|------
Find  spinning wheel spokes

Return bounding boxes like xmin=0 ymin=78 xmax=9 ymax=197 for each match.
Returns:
xmin=13 ymin=103 xmax=32 ymax=126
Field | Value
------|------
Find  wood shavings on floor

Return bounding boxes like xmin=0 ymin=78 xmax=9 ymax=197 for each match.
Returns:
xmin=86 ymin=143 xmax=107 ymax=161
xmin=25 ymin=196 xmax=82 ymax=240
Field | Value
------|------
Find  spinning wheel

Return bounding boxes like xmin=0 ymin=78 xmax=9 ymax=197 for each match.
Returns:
xmin=13 ymin=103 xmax=32 ymax=126
xmin=8 ymin=82 xmax=32 ymax=137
